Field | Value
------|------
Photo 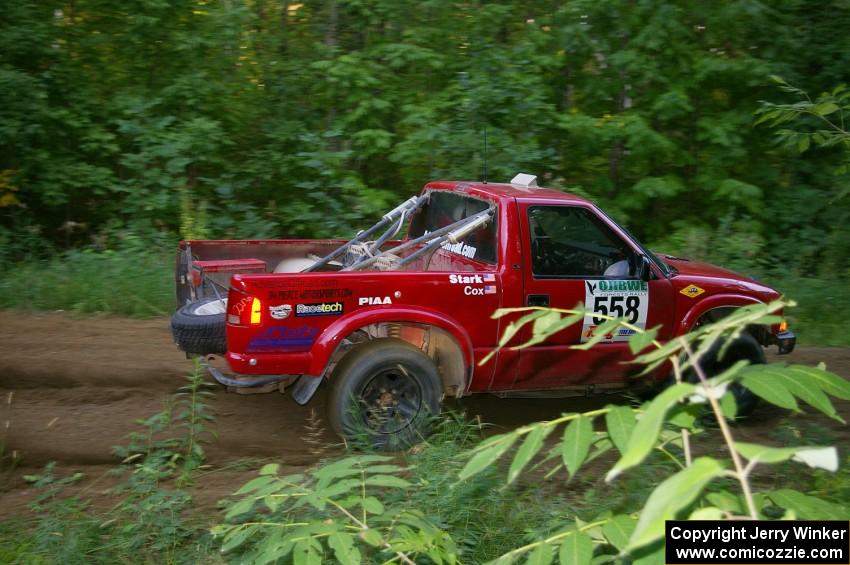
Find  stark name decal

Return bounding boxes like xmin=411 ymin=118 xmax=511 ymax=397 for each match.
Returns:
xmin=448 ymin=273 xmax=495 ymax=284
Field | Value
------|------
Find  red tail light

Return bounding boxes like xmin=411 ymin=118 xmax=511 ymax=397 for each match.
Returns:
xmin=227 ymin=289 xmax=263 ymax=326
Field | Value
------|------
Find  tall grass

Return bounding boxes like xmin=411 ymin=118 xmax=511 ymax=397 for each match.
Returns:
xmin=0 ymin=248 xmax=173 ymax=317
xmin=765 ymin=276 xmax=849 ymax=346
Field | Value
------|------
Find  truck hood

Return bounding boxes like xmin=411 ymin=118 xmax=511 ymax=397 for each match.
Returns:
xmin=657 ymin=254 xmax=780 ymax=298
xmin=660 ymin=254 xmax=753 ymax=282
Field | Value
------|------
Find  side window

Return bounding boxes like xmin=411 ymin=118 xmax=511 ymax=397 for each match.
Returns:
xmin=528 ymin=206 xmax=636 ymax=277
xmin=408 ymin=191 xmax=498 ymax=264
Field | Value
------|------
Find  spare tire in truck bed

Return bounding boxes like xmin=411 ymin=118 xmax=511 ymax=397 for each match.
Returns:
xmin=171 ymin=297 xmax=227 ymax=355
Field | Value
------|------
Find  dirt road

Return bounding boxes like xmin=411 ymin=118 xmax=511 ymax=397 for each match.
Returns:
xmin=0 ymin=311 xmax=848 ymax=518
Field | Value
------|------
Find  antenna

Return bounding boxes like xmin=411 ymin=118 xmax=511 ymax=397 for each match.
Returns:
xmin=482 ymin=127 xmax=488 ymax=183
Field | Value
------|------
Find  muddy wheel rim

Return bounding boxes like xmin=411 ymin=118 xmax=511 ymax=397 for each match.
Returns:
xmin=358 ymin=365 xmax=422 ymax=435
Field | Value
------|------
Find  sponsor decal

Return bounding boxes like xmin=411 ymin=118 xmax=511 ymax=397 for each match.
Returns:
xmin=247 ymin=326 xmax=319 ymax=351
xmin=269 ymin=290 xmax=298 ymax=300
xmin=585 ymin=280 xmax=648 ymax=296
xmin=584 ymin=326 xmax=637 ymax=339
xmin=269 ymin=304 xmax=292 ymax=320
xmin=441 ymin=240 xmax=477 ymax=259
xmin=358 ymin=296 xmax=392 ymax=305
xmin=269 ymin=288 xmax=353 ymax=300
xmin=581 ymin=279 xmax=649 ymax=343
xmin=679 ymin=284 xmax=706 ymax=298
xmin=295 ymin=301 xmax=344 ymax=317
xmin=251 ymin=278 xmax=339 ymax=289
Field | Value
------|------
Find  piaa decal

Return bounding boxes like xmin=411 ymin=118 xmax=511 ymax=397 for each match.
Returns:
xmin=358 ymin=296 xmax=392 ymax=305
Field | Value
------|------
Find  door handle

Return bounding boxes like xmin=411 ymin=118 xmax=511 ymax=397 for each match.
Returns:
xmin=527 ymin=294 xmax=549 ymax=307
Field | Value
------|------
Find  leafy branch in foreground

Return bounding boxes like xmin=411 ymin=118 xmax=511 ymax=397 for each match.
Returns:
xmin=216 ymin=299 xmax=849 ymax=564
xmin=457 ymin=299 xmax=850 ymax=563
xmin=213 ymin=455 xmax=457 ymax=564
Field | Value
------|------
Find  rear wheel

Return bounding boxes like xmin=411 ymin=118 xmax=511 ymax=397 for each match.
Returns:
xmin=328 ymin=339 xmax=441 ymax=450
xmin=170 ymin=297 xmax=227 ymax=355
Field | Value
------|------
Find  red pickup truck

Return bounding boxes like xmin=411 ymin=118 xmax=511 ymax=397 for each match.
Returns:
xmin=172 ymin=175 xmax=795 ymax=448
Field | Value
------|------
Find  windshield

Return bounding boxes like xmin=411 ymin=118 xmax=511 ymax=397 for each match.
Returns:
xmin=408 ymin=191 xmax=498 ymax=264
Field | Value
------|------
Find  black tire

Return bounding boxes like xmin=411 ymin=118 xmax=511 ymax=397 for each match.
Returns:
xmin=170 ymin=297 xmax=227 ymax=355
xmin=688 ymin=334 xmax=765 ymax=419
xmin=328 ymin=339 xmax=441 ymax=450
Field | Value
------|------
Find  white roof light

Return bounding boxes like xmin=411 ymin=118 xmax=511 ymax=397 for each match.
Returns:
xmin=510 ymin=173 xmax=538 ymax=187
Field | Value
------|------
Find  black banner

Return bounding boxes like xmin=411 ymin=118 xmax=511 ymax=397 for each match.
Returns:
xmin=666 ymin=521 xmax=849 ymax=564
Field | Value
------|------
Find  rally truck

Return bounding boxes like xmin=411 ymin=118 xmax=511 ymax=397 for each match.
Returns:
xmin=171 ymin=174 xmax=796 ymax=448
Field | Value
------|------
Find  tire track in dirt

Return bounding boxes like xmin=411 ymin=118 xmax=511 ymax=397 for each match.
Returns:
xmin=0 ymin=311 xmax=847 ymax=518
xmin=1 ymin=311 xmax=848 ymax=468
xmin=0 ymin=311 xmax=339 ymax=472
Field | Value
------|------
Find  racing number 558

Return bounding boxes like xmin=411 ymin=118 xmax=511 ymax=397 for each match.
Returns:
xmin=592 ymin=295 xmax=641 ymax=325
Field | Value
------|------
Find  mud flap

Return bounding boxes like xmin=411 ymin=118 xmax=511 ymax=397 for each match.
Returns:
xmin=292 ymin=375 xmax=323 ymax=405
xmin=206 ymin=364 xmax=284 ymax=388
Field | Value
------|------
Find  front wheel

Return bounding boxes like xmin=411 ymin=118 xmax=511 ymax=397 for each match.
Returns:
xmin=327 ymin=340 xmax=441 ymax=450
xmin=687 ymin=334 xmax=765 ymax=419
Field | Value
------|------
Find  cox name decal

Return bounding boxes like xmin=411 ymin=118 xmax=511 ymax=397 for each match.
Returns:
xmin=465 ymin=285 xmax=496 ymax=295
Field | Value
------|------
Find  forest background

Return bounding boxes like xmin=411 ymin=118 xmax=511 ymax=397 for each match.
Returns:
xmin=1 ymin=0 xmax=848 ymax=342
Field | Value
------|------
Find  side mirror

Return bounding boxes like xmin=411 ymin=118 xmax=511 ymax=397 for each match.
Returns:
xmin=638 ymin=255 xmax=652 ymax=281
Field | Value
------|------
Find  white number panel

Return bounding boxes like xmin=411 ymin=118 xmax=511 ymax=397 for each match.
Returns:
xmin=580 ymin=280 xmax=649 ymax=343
